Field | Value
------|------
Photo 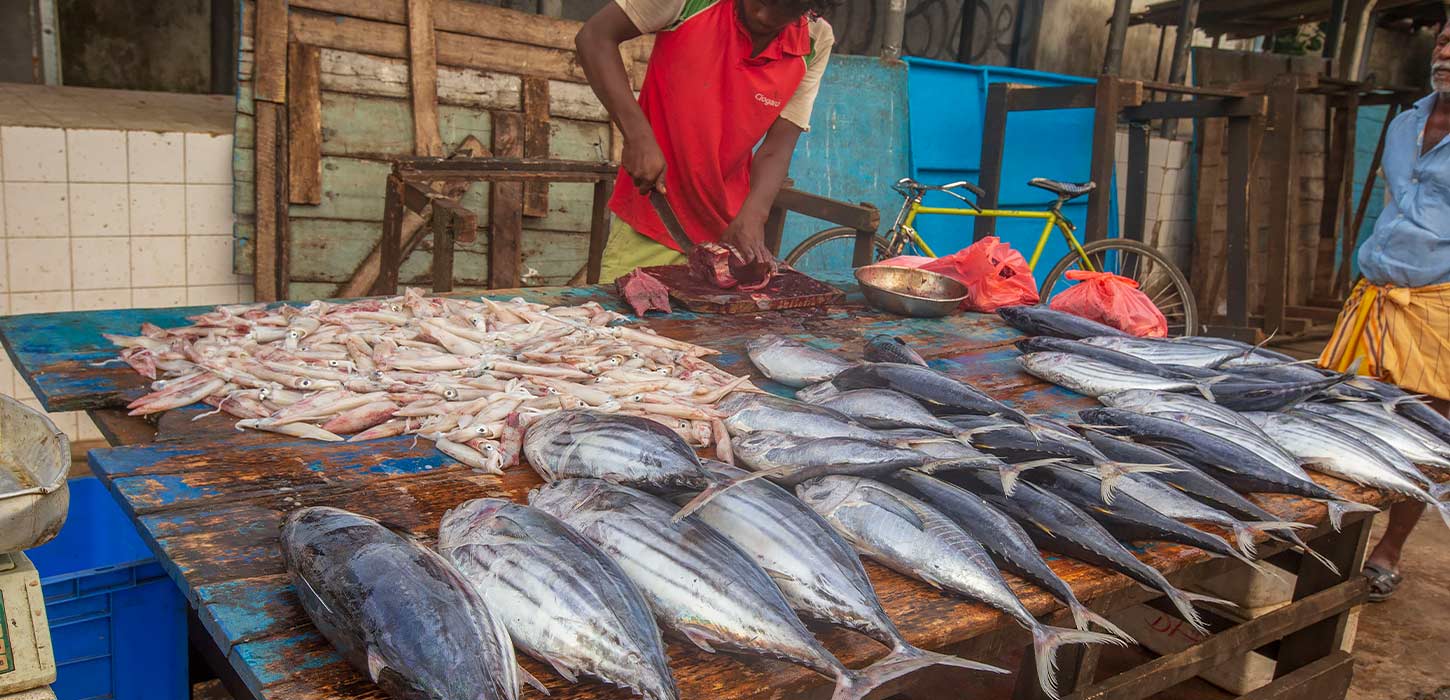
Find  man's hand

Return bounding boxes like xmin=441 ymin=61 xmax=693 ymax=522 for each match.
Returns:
xmin=623 ymin=134 xmax=667 ymax=194
xmin=721 ymin=212 xmax=776 ymax=267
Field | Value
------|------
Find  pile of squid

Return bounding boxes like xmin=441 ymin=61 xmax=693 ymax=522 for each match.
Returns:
xmin=105 ymin=289 xmax=751 ymax=472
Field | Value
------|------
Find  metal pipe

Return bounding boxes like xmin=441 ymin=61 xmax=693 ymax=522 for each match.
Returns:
xmin=1101 ymin=0 xmax=1133 ymax=75
xmin=882 ymin=0 xmax=907 ymax=61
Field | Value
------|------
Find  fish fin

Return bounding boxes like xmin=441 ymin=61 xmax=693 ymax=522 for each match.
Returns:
xmin=1001 ymin=458 xmax=1072 ymax=496
xmin=539 ymin=653 xmax=577 ymax=684
xmin=677 ymin=623 xmax=721 ymax=654
xmin=519 ymin=662 xmax=552 ymax=695
xmin=878 ymin=642 xmax=1009 ymax=676
xmin=831 ymin=648 xmax=1007 ymax=700
xmin=761 ymin=566 xmax=798 ymax=584
xmin=366 ymin=646 xmax=388 ymax=683
xmin=1069 ymin=602 xmax=1136 ymax=644
xmin=961 ymin=424 xmax=1017 ymax=438
xmin=1325 ymin=500 xmax=1379 ymax=532
xmin=1095 ymin=462 xmax=1181 ymax=504
xmin=1194 ymin=375 xmax=1229 ymax=402
xmin=1230 ymin=523 xmax=1258 ymax=558
xmin=1183 ymin=591 xmax=1238 ymax=609
xmin=1029 ymin=625 xmax=1125 ymax=699
xmin=670 ymin=467 xmax=789 ymax=523
xmin=1161 ymin=587 xmax=1212 ymax=635
xmin=1277 ymin=530 xmax=1341 ymax=575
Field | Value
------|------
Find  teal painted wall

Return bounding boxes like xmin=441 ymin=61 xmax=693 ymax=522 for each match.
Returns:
xmin=1347 ymin=105 xmax=1392 ymax=280
xmin=782 ymin=56 xmax=913 ymax=273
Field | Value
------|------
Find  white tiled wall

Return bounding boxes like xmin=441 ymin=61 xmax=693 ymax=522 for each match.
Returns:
xmin=0 ymin=124 xmax=250 ymax=443
xmin=1114 ymin=130 xmax=1195 ymax=271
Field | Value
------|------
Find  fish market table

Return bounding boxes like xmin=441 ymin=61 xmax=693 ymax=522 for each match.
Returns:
xmin=0 ymin=282 xmax=1391 ymax=700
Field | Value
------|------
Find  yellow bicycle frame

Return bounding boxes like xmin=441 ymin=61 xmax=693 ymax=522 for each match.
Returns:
xmin=899 ymin=202 xmax=1096 ymax=272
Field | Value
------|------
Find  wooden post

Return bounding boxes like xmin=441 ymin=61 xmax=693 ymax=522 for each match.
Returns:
xmin=253 ymin=102 xmax=290 ymax=302
xmin=1274 ymin=513 xmax=1373 ymax=676
xmin=253 ymin=0 xmax=288 ymax=102
xmin=1333 ymin=92 xmax=1361 ymax=299
xmin=1085 ymin=78 xmax=1124 ymax=243
xmin=976 ymin=83 xmax=1011 ymax=241
xmin=490 ymin=113 xmax=525 ymax=289
xmin=407 ymin=0 xmax=444 ymax=157
xmin=522 ymin=78 xmax=552 ymax=217
xmin=429 ymin=198 xmax=474 ymax=293
xmin=882 ymin=0 xmax=906 ymax=60
xmin=375 ymin=174 xmax=406 ymax=296
xmin=1263 ymin=75 xmax=1299 ymax=335
xmin=1159 ymin=0 xmax=1201 ymax=137
xmin=1225 ymin=115 xmax=1253 ymax=331
xmin=587 ymin=179 xmax=612 ymax=284
xmin=1101 ymin=0 xmax=1133 ymax=75
xmin=1125 ymin=122 xmax=1150 ymax=243
xmin=1313 ymin=97 xmax=1353 ymax=301
xmin=763 ymin=205 xmax=787 ymax=258
xmin=287 ymin=43 xmax=322 ymax=205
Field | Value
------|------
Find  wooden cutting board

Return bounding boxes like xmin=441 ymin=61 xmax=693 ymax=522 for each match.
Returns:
xmin=640 ymin=264 xmax=845 ymax=314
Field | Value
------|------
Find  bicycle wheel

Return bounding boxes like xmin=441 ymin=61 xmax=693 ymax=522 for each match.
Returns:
xmin=1040 ymin=238 xmax=1199 ymax=336
xmin=783 ymin=227 xmax=894 ymax=272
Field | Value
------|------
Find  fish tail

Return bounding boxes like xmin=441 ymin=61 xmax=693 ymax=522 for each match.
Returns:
xmin=876 ymin=641 xmax=1009 ymax=679
xmin=1161 ymin=587 xmax=1213 ymax=635
xmin=830 ymin=649 xmax=1005 ymax=700
xmin=999 ymin=458 xmax=1070 ymax=496
xmin=1068 ymin=601 xmax=1136 ymax=644
xmin=670 ymin=467 xmax=790 ymax=523
xmin=1029 ymin=625 xmax=1125 ymax=700
xmin=1095 ymin=462 xmax=1181 ymax=504
xmin=1325 ymin=499 xmax=1379 ymax=532
xmin=1230 ymin=523 xmax=1258 ymax=558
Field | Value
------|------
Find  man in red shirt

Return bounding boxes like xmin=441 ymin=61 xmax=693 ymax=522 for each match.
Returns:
xmin=576 ymin=0 xmax=836 ymax=280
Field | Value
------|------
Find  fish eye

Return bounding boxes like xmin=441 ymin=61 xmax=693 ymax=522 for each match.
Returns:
xmin=631 ymin=352 xmax=641 ymax=359
xmin=630 ymin=394 xmax=643 ymax=402
xmin=298 ymin=379 xmax=312 ymax=388
xmin=545 ymin=387 xmax=559 ymax=395
xmin=677 ymin=420 xmax=688 ymax=428
xmin=481 ymin=444 xmax=497 ymax=453
xmin=655 ymin=368 xmax=670 ymax=375
xmin=327 ymin=360 xmax=340 ymax=367
xmin=444 ymin=389 xmax=459 ymax=400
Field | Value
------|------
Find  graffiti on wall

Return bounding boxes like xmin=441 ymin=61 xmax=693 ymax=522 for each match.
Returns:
xmin=824 ymin=0 xmax=1022 ymax=65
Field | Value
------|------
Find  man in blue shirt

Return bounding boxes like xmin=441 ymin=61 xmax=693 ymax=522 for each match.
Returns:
xmin=1321 ymin=22 xmax=1450 ymax=603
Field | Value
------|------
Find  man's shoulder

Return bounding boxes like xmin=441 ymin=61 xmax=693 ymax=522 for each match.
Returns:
xmin=806 ymin=14 xmax=835 ymax=45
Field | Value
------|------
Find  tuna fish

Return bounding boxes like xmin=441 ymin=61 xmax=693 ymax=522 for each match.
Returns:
xmin=531 ymin=478 xmax=934 ymax=700
xmin=997 ymin=305 xmax=1130 ymax=340
xmin=1082 ymin=430 xmax=1337 ymax=574
xmin=1098 ymin=389 xmax=1264 ymax=436
xmin=1336 ymin=377 xmax=1450 ymax=445
xmin=1301 ymin=402 xmax=1450 ymax=471
xmin=831 ymin=362 xmax=1032 ymax=425
xmin=280 ymin=506 xmax=521 ymax=700
xmin=864 ymin=335 xmax=929 ymax=366
xmin=944 ymin=468 xmax=1226 ymax=635
xmin=808 ymin=388 xmax=962 ymax=433
xmin=437 ymin=499 xmax=677 ymax=700
xmin=894 ymin=470 xmax=1133 ymax=642
xmin=1076 ymin=336 xmax=1241 ymax=367
xmin=1247 ymin=411 xmax=1450 ymax=528
xmin=675 ymin=462 xmax=1005 ymax=677
xmin=1017 ymin=352 xmax=1222 ymax=400
xmin=1079 ymin=408 xmax=1378 ymax=531
xmin=746 ymin=334 xmax=856 ymax=388
xmin=1015 ymin=336 xmax=1204 ymax=381
xmin=797 ymin=476 xmax=1121 ymax=699
xmin=1205 ymin=373 xmax=1351 ymax=412
xmin=964 ymin=417 xmax=1182 ymax=501
xmin=719 ymin=391 xmax=885 ymax=442
xmin=523 ymin=410 xmax=714 ymax=490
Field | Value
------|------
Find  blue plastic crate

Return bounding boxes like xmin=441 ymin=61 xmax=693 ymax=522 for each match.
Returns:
xmin=25 ymin=477 xmax=188 ymax=700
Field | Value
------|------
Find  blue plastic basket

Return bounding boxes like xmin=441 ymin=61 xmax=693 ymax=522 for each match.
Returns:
xmin=25 ymin=477 xmax=187 ymax=700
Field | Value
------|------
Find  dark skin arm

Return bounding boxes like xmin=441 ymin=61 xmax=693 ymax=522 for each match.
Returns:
xmin=721 ymin=117 xmax=802 ymax=264
xmin=575 ymin=4 xmax=666 ymax=195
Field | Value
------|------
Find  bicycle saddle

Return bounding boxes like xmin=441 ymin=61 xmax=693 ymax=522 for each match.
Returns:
xmin=1028 ymin=178 xmax=1096 ymax=199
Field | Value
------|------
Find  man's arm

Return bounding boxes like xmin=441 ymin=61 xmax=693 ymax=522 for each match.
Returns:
xmin=721 ymin=118 xmax=803 ymax=263
xmin=575 ymin=5 xmax=666 ymax=194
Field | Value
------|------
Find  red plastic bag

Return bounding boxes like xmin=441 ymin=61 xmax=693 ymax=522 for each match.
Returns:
xmin=919 ymin=237 xmax=1039 ymax=312
xmin=1049 ymin=270 xmax=1168 ymax=337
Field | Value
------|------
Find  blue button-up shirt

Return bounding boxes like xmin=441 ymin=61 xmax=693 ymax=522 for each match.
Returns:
xmin=1357 ymin=92 xmax=1450 ymax=288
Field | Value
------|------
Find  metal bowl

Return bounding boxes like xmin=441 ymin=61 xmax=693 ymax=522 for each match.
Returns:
xmin=854 ymin=265 xmax=969 ymax=317
xmin=0 ymin=393 xmax=71 ymax=552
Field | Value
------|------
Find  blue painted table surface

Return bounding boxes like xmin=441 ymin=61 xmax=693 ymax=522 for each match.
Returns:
xmin=0 ymin=282 xmax=1385 ymax=700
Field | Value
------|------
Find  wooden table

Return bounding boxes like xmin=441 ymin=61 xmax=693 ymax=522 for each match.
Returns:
xmin=0 ymin=282 xmax=1386 ymax=700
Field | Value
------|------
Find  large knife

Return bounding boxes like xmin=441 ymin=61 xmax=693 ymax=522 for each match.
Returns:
xmin=649 ymin=190 xmax=695 ymax=254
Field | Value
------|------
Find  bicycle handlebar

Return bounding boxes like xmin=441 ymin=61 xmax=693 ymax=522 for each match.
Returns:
xmin=892 ymin=177 xmax=986 ymax=207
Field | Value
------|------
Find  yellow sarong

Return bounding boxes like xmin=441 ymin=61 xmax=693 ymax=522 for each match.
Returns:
xmin=598 ymin=217 xmax=687 ymax=282
xmin=1319 ymin=279 xmax=1450 ymax=401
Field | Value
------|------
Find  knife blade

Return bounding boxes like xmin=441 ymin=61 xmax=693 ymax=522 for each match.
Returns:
xmin=649 ymin=190 xmax=694 ymax=254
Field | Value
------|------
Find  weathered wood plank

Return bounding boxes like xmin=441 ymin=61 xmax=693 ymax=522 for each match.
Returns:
xmin=490 ymin=112 xmax=525 ymax=289
xmin=287 ymin=43 xmax=323 ymax=205
xmin=317 ymin=49 xmax=522 ymax=111
xmin=405 ymin=0 xmax=443 ymax=157
xmin=316 ymin=92 xmax=491 ymax=161
xmin=254 ymin=102 xmax=282 ymax=301
xmin=523 ymin=77 xmax=551 ymax=217
xmin=550 ymin=79 xmax=608 ymax=122
xmin=253 ymin=0 xmax=289 ymax=103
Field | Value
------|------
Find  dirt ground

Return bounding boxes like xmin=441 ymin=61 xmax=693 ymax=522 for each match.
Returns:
xmin=1348 ymin=509 xmax=1450 ymax=700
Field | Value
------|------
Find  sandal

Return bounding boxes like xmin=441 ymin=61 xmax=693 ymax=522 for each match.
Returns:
xmin=1363 ymin=562 xmax=1403 ymax=603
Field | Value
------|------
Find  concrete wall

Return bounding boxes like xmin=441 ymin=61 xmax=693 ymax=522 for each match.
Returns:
xmin=1034 ymin=0 xmax=1254 ymax=81
xmin=0 ymin=0 xmax=36 ymax=84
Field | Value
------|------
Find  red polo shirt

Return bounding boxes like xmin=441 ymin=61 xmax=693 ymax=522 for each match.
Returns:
xmin=611 ymin=0 xmax=834 ymax=250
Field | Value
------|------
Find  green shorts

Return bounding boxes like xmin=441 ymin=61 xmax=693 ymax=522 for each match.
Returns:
xmin=598 ymin=217 xmax=687 ymax=281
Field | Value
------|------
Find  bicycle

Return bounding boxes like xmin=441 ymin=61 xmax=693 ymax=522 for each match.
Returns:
xmin=784 ymin=177 xmax=1199 ymax=336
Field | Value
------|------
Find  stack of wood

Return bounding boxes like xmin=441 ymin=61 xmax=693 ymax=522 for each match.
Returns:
xmin=234 ymin=0 xmax=652 ymax=301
